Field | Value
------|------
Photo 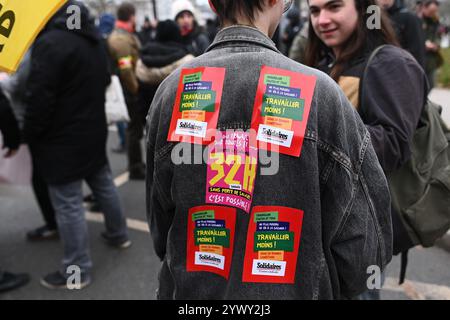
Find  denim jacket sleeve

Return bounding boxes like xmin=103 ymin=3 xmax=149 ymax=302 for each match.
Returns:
xmin=329 ymin=140 xmax=393 ymax=298
xmin=146 ymin=82 xmax=176 ymax=261
xmin=317 ymin=78 xmax=393 ymax=299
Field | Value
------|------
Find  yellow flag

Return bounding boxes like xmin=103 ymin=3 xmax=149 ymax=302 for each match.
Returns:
xmin=0 ymin=0 xmax=67 ymax=73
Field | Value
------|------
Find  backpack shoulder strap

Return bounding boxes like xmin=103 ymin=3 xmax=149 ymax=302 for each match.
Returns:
xmin=358 ymin=45 xmax=389 ymax=111
xmin=363 ymin=45 xmax=389 ymax=79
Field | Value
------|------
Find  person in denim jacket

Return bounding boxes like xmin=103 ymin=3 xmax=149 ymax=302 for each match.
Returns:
xmin=146 ymin=0 xmax=392 ymax=300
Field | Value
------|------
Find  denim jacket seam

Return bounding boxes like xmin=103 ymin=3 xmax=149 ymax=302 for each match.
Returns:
xmin=153 ymin=173 xmax=172 ymax=211
xmin=333 ymin=133 xmax=373 ymax=244
xmin=359 ymin=172 xmax=386 ymax=270
xmin=355 ymin=132 xmax=371 ymax=175
xmin=312 ymin=255 xmax=327 ymax=300
xmin=334 ymin=182 xmax=357 ymax=241
xmin=331 ymin=134 xmax=369 ymax=241
xmin=213 ymin=44 xmax=267 ymax=53
xmin=219 ymin=35 xmax=268 ymax=43
xmin=207 ymin=25 xmax=279 ymax=53
xmin=305 ymin=130 xmax=354 ymax=182
xmin=316 ymin=139 xmax=353 ymax=173
xmin=207 ymin=30 xmax=280 ymax=54
xmin=305 ymin=129 xmax=317 ymax=142
xmin=155 ymin=143 xmax=175 ymax=161
xmin=321 ymin=158 xmax=335 ymax=185
xmin=332 ymin=153 xmax=385 ymax=270
xmin=209 ymin=39 xmax=277 ymax=53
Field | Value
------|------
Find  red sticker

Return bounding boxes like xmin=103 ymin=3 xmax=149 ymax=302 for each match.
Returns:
xmin=187 ymin=205 xmax=236 ymax=279
xmin=250 ymin=66 xmax=316 ymax=157
xmin=168 ymin=67 xmax=226 ymax=144
xmin=243 ymin=206 xmax=304 ymax=284
xmin=206 ymin=131 xmax=258 ymax=213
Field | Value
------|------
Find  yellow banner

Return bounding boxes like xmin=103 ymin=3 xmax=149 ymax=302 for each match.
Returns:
xmin=0 ymin=0 xmax=67 ymax=73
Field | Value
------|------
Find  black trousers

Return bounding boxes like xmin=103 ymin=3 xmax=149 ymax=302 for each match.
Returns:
xmin=124 ymin=93 xmax=145 ymax=173
xmin=29 ymin=147 xmax=57 ymax=229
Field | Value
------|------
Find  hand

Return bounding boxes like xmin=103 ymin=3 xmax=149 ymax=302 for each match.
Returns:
xmin=425 ymin=41 xmax=439 ymax=52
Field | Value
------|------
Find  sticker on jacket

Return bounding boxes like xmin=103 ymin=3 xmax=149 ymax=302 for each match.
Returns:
xmin=243 ymin=206 xmax=304 ymax=283
xmin=250 ymin=66 xmax=316 ymax=157
xmin=206 ymin=131 xmax=258 ymax=213
xmin=168 ymin=67 xmax=226 ymax=144
xmin=187 ymin=205 xmax=236 ymax=279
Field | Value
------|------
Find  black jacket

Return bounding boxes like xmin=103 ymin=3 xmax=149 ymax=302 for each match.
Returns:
xmin=138 ymin=41 xmax=190 ymax=118
xmin=387 ymin=0 xmax=426 ymax=68
xmin=23 ymin=2 xmax=110 ymax=184
xmin=318 ymin=45 xmax=428 ymax=255
xmin=140 ymin=41 xmax=188 ymax=69
xmin=318 ymin=46 xmax=427 ymax=173
xmin=0 ymin=87 xmax=20 ymax=150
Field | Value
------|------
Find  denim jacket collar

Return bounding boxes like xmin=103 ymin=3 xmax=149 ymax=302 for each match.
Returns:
xmin=206 ymin=25 xmax=281 ymax=54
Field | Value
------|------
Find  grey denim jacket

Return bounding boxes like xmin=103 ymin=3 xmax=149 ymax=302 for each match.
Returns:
xmin=146 ymin=26 xmax=393 ymax=300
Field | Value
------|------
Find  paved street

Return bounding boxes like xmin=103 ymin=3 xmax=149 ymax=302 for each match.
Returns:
xmin=0 ymin=89 xmax=449 ymax=300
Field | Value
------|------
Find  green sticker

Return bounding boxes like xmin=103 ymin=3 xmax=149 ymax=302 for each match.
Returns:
xmin=254 ymin=212 xmax=279 ymax=222
xmin=192 ymin=210 xmax=215 ymax=221
xmin=264 ymin=74 xmax=290 ymax=87
xmin=254 ymin=231 xmax=294 ymax=252
xmin=195 ymin=228 xmax=230 ymax=247
xmin=262 ymin=95 xmax=304 ymax=121
xmin=183 ymin=72 xmax=202 ymax=84
xmin=180 ymin=90 xmax=216 ymax=112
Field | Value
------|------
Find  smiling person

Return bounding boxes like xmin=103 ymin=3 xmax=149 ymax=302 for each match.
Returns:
xmin=146 ymin=0 xmax=392 ymax=299
xmin=305 ymin=0 xmax=428 ymax=299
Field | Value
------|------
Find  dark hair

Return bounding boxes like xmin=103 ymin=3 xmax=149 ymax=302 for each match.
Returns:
xmin=209 ymin=0 xmax=265 ymax=25
xmin=117 ymin=2 xmax=136 ymax=22
xmin=156 ymin=20 xmax=182 ymax=43
xmin=305 ymin=0 xmax=399 ymax=81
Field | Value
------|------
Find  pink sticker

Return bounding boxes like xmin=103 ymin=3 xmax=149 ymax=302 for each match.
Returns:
xmin=206 ymin=131 xmax=258 ymax=213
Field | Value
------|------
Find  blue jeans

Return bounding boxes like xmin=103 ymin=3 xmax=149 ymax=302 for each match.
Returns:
xmin=116 ymin=121 xmax=127 ymax=148
xmin=48 ymin=164 xmax=128 ymax=275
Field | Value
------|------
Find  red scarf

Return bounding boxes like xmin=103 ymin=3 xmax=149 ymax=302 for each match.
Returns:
xmin=116 ymin=20 xmax=135 ymax=33
xmin=180 ymin=25 xmax=194 ymax=37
